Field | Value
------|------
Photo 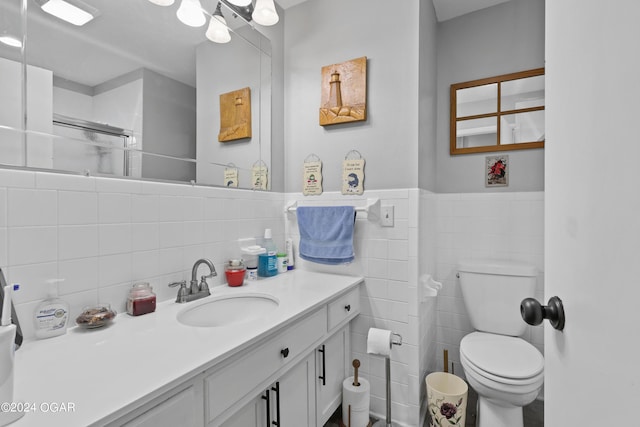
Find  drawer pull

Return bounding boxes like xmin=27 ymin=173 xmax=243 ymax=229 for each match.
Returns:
xmin=271 ymin=382 xmax=280 ymax=426
xmin=318 ymin=345 xmax=326 ymax=386
xmin=280 ymin=348 xmax=290 ymax=358
xmin=345 ymin=304 xmax=351 ymax=312
xmin=261 ymin=389 xmax=271 ymax=426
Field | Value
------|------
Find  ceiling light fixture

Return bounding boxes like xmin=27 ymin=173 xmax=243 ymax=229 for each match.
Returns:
xmin=0 ymin=34 xmax=23 ymax=49
xmin=147 ymin=0 xmax=279 ymax=44
xmin=36 ymin=0 xmax=99 ymax=26
xmin=252 ymin=0 xmax=279 ymax=26
xmin=176 ymin=0 xmax=206 ymax=27
xmin=205 ymin=3 xmax=231 ymax=43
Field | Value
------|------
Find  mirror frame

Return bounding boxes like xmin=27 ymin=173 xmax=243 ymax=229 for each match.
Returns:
xmin=450 ymin=68 xmax=545 ymax=155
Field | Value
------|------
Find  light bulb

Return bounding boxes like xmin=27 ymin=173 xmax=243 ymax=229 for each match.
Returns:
xmin=206 ymin=14 xmax=231 ymax=43
xmin=226 ymin=0 xmax=251 ymax=6
xmin=147 ymin=0 xmax=175 ymax=5
xmin=252 ymin=0 xmax=279 ymax=26
xmin=176 ymin=0 xmax=206 ymax=27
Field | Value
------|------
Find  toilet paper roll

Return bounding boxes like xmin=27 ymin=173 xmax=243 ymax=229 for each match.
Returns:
xmin=342 ymin=377 xmax=370 ymax=427
xmin=367 ymin=328 xmax=392 ymax=356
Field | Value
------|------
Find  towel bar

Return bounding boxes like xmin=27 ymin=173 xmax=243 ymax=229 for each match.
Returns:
xmin=284 ymin=198 xmax=381 ymax=223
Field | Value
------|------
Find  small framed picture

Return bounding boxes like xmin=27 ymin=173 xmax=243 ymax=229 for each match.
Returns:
xmin=486 ymin=155 xmax=508 ymax=187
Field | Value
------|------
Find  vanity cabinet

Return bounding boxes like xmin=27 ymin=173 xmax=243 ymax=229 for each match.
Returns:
xmin=14 ymin=272 xmax=363 ymax=427
xmin=109 ymin=285 xmax=360 ymax=427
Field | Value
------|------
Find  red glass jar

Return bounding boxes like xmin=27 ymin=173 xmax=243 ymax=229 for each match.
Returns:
xmin=126 ymin=282 xmax=156 ymax=316
xmin=225 ymin=259 xmax=246 ymax=287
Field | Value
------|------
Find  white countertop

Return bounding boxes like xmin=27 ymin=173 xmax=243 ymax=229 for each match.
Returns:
xmin=11 ymin=271 xmax=363 ymax=427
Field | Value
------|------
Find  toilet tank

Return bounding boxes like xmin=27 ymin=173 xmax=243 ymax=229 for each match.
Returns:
xmin=458 ymin=260 xmax=537 ymax=336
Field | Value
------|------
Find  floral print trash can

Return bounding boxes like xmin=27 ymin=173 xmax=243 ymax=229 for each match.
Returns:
xmin=426 ymin=372 xmax=468 ymax=427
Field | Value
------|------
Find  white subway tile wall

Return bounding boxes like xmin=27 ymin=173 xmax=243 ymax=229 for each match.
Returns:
xmin=0 ymin=169 xmax=284 ymax=341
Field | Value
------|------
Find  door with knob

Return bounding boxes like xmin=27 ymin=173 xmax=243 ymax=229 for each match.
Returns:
xmin=546 ymin=2 xmax=640 ymax=425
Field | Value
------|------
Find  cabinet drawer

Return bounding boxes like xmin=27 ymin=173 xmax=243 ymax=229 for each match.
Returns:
xmin=206 ymin=308 xmax=326 ymax=423
xmin=327 ymin=287 xmax=359 ymax=331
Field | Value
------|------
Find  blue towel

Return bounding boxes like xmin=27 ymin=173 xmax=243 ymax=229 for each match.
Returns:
xmin=296 ymin=206 xmax=356 ymax=265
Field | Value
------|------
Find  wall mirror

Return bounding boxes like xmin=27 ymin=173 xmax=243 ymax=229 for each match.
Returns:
xmin=450 ymin=68 xmax=544 ymax=155
xmin=0 ymin=0 xmax=272 ymax=189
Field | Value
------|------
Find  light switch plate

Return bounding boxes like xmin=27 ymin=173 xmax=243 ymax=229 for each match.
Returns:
xmin=380 ymin=205 xmax=394 ymax=227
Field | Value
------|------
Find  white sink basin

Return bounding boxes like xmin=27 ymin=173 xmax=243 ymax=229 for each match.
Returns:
xmin=177 ymin=294 xmax=279 ymax=327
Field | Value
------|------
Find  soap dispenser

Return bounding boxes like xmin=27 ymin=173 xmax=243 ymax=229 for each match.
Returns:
xmin=34 ymin=280 xmax=69 ymax=339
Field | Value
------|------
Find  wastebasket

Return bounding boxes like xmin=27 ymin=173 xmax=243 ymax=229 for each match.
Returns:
xmin=425 ymin=372 xmax=468 ymax=427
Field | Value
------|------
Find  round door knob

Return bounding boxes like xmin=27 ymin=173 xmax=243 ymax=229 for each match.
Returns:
xmin=520 ymin=296 xmax=566 ymax=331
xmin=280 ymin=348 xmax=290 ymax=358
xmin=344 ymin=304 xmax=351 ymax=312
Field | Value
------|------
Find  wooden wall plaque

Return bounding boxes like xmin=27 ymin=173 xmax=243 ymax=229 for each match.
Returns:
xmin=319 ymin=56 xmax=367 ymax=126
xmin=218 ymin=87 xmax=251 ymax=142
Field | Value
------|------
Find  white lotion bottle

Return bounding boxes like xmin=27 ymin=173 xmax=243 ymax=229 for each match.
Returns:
xmin=34 ymin=280 xmax=69 ymax=339
xmin=285 ymin=238 xmax=295 ymax=271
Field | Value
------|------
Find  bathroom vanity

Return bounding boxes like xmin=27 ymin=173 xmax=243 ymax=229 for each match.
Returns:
xmin=12 ymin=271 xmax=362 ymax=427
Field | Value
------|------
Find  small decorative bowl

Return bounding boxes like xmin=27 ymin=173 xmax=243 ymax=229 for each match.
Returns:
xmin=76 ymin=304 xmax=117 ymax=329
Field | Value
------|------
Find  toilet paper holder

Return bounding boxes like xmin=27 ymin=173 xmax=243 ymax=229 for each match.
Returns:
xmin=391 ymin=333 xmax=402 ymax=347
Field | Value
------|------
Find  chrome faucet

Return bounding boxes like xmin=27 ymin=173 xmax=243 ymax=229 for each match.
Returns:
xmin=169 ymin=258 xmax=217 ymax=303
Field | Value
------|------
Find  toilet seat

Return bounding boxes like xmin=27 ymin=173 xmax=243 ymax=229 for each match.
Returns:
xmin=460 ymin=332 xmax=544 ymax=385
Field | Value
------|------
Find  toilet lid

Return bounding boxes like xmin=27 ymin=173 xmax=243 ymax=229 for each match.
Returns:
xmin=460 ymin=332 xmax=544 ymax=380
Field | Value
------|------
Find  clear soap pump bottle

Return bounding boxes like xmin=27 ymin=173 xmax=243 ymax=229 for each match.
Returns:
xmin=34 ymin=280 xmax=69 ymax=339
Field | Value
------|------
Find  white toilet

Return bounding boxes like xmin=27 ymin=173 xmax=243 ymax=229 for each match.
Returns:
xmin=457 ymin=260 xmax=544 ymax=427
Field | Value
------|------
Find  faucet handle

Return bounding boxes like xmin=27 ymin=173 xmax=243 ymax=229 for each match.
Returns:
xmin=168 ymin=280 xmax=187 ymax=288
xmin=199 ymin=276 xmax=211 ymax=295
xmin=169 ymin=280 xmax=189 ymax=303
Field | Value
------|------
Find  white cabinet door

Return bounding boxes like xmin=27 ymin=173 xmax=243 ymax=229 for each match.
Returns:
xmin=228 ymin=354 xmax=316 ymax=427
xmin=121 ymin=380 xmax=204 ymax=427
xmin=316 ymin=325 xmax=349 ymax=427
xmin=219 ymin=395 xmax=262 ymax=427
xmin=275 ymin=353 xmax=316 ymax=427
xmin=208 ymin=361 xmax=315 ymax=427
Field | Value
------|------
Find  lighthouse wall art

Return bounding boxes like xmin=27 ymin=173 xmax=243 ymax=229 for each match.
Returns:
xmin=319 ymin=56 xmax=367 ymax=126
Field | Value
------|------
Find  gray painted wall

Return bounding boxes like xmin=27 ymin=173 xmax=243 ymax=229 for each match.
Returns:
xmin=142 ymin=69 xmax=196 ymax=182
xmin=435 ymin=0 xmax=545 ymax=193
xmin=418 ymin=2 xmax=439 ymax=192
xmin=283 ymin=0 xmax=422 ymax=193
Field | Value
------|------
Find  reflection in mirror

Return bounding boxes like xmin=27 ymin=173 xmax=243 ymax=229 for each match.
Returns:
xmin=501 ymin=75 xmax=545 ymax=110
xmin=451 ymin=68 xmax=544 ymax=155
xmin=456 ymin=84 xmax=497 ymax=116
xmin=0 ymin=0 xmax=272 ymax=189
xmin=501 ymin=111 xmax=545 ymax=145
xmin=456 ymin=117 xmax=497 ymax=149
